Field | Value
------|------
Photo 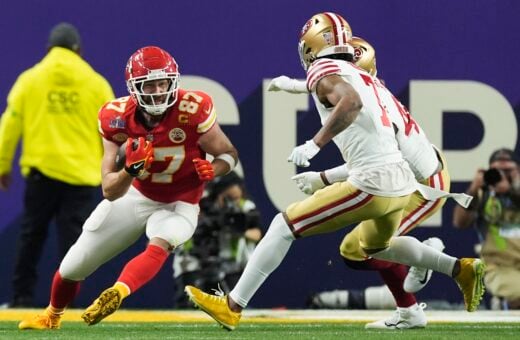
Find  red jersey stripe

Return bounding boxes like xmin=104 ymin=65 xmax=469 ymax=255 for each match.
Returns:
xmin=307 ymin=60 xmax=338 ymax=80
xmin=307 ymin=67 xmax=341 ymax=91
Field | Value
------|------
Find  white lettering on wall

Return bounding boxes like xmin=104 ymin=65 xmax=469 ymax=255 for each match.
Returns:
xmin=263 ymin=79 xmax=309 ymax=209
xmin=410 ymin=80 xmax=517 ymax=226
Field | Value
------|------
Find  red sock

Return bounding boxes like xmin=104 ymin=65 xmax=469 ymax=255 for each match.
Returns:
xmin=343 ymin=258 xmax=417 ymax=308
xmin=379 ymin=264 xmax=417 ymax=307
xmin=117 ymin=244 xmax=169 ymax=294
xmin=49 ymin=271 xmax=80 ymax=309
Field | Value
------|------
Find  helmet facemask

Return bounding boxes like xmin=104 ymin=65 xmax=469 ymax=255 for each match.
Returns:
xmin=127 ymin=71 xmax=179 ymax=116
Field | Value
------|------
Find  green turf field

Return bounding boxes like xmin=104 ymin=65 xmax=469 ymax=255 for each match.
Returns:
xmin=1 ymin=322 xmax=519 ymax=340
xmin=2 ymin=309 xmax=519 ymax=339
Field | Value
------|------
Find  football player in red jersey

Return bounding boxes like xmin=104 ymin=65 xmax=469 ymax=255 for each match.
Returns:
xmin=18 ymin=46 xmax=238 ymax=330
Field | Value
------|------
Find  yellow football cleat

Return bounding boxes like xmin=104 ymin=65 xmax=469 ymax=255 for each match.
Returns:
xmin=455 ymin=258 xmax=486 ymax=312
xmin=185 ymin=285 xmax=241 ymax=330
xmin=81 ymin=288 xmax=122 ymax=325
xmin=18 ymin=307 xmax=62 ymax=330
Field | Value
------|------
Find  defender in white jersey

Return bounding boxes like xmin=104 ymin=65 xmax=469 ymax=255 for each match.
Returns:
xmin=273 ymin=36 xmax=450 ymax=329
xmin=185 ymin=12 xmax=485 ymax=331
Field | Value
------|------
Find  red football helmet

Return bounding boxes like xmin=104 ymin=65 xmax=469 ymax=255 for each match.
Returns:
xmin=125 ymin=46 xmax=180 ymax=115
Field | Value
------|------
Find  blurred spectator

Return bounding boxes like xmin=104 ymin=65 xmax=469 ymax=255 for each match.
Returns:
xmin=453 ymin=148 xmax=520 ymax=309
xmin=0 ymin=23 xmax=114 ymax=307
xmin=173 ymin=171 xmax=262 ymax=307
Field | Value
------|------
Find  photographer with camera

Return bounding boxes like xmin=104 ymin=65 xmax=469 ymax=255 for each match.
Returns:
xmin=453 ymin=148 xmax=520 ymax=309
xmin=173 ymin=171 xmax=262 ymax=307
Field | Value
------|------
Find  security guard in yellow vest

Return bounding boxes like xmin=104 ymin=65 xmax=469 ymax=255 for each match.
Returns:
xmin=0 ymin=23 xmax=114 ymax=307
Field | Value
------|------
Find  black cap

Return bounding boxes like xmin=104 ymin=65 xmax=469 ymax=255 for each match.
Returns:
xmin=489 ymin=148 xmax=519 ymax=164
xmin=48 ymin=23 xmax=81 ymax=52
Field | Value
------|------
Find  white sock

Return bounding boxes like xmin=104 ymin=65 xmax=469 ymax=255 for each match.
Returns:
xmin=370 ymin=236 xmax=456 ymax=276
xmin=229 ymin=213 xmax=294 ymax=308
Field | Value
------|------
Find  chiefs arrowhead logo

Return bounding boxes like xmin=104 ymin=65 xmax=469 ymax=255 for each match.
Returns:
xmin=169 ymin=128 xmax=186 ymax=143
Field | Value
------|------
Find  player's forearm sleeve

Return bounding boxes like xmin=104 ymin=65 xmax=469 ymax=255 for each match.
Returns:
xmin=323 ymin=163 xmax=349 ymax=184
xmin=291 ymin=79 xmax=308 ymax=93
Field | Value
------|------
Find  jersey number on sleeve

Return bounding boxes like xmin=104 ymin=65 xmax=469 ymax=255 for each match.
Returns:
xmin=179 ymin=92 xmax=203 ymax=114
xmin=105 ymin=96 xmax=130 ymax=113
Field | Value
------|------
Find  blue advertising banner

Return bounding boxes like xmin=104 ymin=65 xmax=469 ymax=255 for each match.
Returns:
xmin=0 ymin=0 xmax=518 ymax=308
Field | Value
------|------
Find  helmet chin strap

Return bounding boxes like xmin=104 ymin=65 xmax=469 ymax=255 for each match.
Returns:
xmin=127 ymin=75 xmax=179 ymax=116
xmin=143 ymin=104 xmax=168 ymax=116
xmin=138 ymin=107 xmax=167 ymax=129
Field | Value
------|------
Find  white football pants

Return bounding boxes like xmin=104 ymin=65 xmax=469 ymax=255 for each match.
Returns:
xmin=59 ymin=186 xmax=199 ymax=281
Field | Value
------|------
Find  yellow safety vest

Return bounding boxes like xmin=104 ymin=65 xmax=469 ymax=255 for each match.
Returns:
xmin=0 ymin=47 xmax=114 ymax=186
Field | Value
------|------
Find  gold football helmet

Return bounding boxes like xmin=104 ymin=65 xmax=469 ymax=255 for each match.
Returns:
xmin=351 ymin=36 xmax=377 ymax=76
xmin=298 ymin=12 xmax=353 ymax=70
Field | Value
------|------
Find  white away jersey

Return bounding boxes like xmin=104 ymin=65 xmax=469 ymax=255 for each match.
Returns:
xmin=377 ymin=82 xmax=439 ymax=181
xmin=306 ymin=58 xmax=417 ymax=196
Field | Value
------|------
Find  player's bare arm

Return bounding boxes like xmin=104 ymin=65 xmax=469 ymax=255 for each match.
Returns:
xmin=198 ymin=123 xmax=238 ymax=176
xmin=100 ymin=138 xmax=133 ymax=201
xmin=312 ymin=75 xmax=362 ymax=147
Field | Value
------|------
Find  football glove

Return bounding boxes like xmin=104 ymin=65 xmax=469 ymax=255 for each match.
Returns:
xmin=193 ymin=158 xmax=215 ymax=181
xmin=291 ymin=171 xmax=326 ymax=195
xmin=288 ymin=139 xmax=320 ymax=167
xmin=267 ymin=76 xmax=308 ymax=94
xmin=124 ymin=137 xmax=154 ymax=177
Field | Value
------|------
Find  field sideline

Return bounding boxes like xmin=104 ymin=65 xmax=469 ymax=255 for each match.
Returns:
xmin=0 ymin=309 xmax=519 ymax=339
xmin=1 ymin=308 xmax=519 ymax=323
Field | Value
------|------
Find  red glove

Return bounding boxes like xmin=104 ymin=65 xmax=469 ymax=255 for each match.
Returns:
xmin=193 ymin=158 xmax=214 ymax=181
xmin=125 ymin=137 xmax=154 ymax=177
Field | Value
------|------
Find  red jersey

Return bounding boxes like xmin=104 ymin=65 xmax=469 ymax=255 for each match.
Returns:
xmin=98 ymin=89 xmax=217 ymax=203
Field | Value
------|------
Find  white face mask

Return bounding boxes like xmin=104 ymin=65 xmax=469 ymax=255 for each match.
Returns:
xmin=127 ymin=73 xmax=179 ymax=115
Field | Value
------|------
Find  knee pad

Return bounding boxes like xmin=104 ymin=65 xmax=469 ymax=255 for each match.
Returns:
xmin=146 ymin=209 xmax=196 ymax=248
xmin=58 ymin=244 xmax=91 ymax=281
xmin=360 ymin=234 xmax=391 ymax=255
xmin=339 ymin=232 xmax=366 ymax=261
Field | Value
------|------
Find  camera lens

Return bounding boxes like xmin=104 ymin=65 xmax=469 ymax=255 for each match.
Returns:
xmin=483 ymin=168 xmax=502 ymax=186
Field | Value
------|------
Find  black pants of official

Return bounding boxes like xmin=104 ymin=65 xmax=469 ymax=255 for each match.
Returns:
xmin=11 ymin=169 xmax=100 ymax=307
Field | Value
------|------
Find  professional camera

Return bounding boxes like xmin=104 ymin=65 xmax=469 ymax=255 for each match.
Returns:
xmin=483 ymin=168 xmax=502 ymax=186
xmin=190 ymin=197 xmax=260 ymax=260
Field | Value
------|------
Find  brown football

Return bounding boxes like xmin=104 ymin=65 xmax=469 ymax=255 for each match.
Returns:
xmin=114 ymin=139 xmax=138 ymax=170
